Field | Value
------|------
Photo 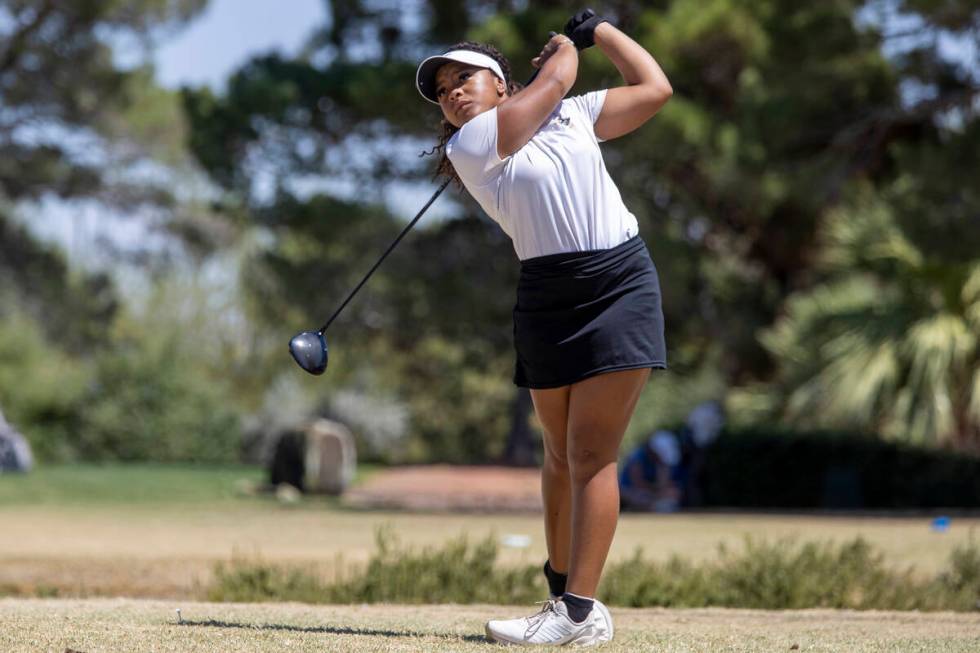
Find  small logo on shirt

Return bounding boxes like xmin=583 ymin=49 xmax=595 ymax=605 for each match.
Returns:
xmin=557 ymin=115 xmax=570 ymax=126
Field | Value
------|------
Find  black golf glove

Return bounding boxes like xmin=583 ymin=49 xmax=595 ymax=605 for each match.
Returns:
xmin=563 ymin=8 xmax=609 ymax=50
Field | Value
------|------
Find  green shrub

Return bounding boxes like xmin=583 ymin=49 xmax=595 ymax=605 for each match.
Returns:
xmin=598 ymin=553 xmax=714 ymax=608
xmin=327 ymin=527 xmax=542 ymax=605
xmin=0 ymin=312 xmax=90 ymax=461
xmin=701 ymin=429 xmax=980 ymax=508
xmin=79 ymin=335 xmax=241 ymax=462
xmin=935 ymin=539 xmax=980 ymax=610
xmin=209 ymin=527 xmax=543 ymax=605
xmin=0 ymin=306 xmax=243 ymax=463
xmin=601 ymin=537 xmax=936 ymax=610
xmin=209 ymin=558 xmax=328 ymax=603
xmin=209 ymin=529 xmax=980 ymax=610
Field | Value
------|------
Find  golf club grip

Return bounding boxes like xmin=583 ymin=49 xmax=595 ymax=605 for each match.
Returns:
xmin=316 ymin=33 xmax=572 ymax=334
xmin=527 ymin=31 xmax=580 ymax=84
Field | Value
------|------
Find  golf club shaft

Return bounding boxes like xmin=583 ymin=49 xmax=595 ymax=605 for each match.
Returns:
xmin=317 ymin=177 xmax=451 ymax=334
xmin=316 ymin=38 xmax=566 ymax=335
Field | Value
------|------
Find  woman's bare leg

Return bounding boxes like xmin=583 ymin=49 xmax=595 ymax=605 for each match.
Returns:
xmin=530 ymin=385 xmax=572 ymax=574
xmin=565 ymin=367 xmax=650 ymax=597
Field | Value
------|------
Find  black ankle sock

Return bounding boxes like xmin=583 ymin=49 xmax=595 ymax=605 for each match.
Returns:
xmin=561 ymin=592 xmax=594 ymax=624
xmin=543 ymin=560 xmax=567 ymax=597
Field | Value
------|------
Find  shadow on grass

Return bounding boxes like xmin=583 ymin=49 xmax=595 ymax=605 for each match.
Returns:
xmin=177 ymin=618 xmax=488 ymax=643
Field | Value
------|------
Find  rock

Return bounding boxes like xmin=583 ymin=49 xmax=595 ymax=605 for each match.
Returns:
xmin=267 ymin=419 xmax=357 ymax=495
xmin=304 ymin=418 xmax=356 ymax=495
xmin=0 ymin=408 xmax=32 ymax=473
xmin=269 ymin=429 xmax=306 ymax=491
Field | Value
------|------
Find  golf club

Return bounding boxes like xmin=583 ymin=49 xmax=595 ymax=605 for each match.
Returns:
xmin=288 ymin=178 xmax=450 ymax=375
xmin=289 ymin=31 xmax=575 ymax=375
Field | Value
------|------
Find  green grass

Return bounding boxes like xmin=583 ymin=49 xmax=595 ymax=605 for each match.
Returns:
xmin=0 ymin=463 xmax=265 ymax=505
xmin=2 ymin=598 xmax=979 ymax=652
xmin=0 ymin=463 xmax=384 ymax=506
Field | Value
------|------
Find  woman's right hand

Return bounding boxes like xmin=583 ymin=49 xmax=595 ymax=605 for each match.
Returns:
xmin=531 ymin=32 xmax=575 ymax=69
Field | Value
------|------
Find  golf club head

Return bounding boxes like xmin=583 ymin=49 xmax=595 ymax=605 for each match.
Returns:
xmin=289 ymin=330 xmax=328 ymax=375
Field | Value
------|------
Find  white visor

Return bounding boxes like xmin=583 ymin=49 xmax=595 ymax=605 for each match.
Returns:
xmin=416 ymin=49 xmax=505 ymax=104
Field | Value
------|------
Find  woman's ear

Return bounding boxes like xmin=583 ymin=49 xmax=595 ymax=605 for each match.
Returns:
xmin=496 ymin=76 xmax=507 ymax=97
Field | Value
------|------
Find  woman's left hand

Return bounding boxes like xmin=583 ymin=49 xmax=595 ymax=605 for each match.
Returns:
xmin=563 ymin=9 xmax=609 ymax=50
xmin=531 ymin=32 xmax=575 ymax=68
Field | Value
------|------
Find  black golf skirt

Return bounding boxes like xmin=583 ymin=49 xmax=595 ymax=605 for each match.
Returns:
xmin=513 ymin=235 xmax=667 ymax=389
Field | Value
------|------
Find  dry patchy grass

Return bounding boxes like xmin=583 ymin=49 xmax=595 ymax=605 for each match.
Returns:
xmin=2 ymin=503 xmax=978 ymax=598
xmin=2 ymin=465 xmax=977 ymax=601
xmin=1 ymin=598 xmax=978 ymax=653
xmin=3 ymin=505 xmax=976 ymax=571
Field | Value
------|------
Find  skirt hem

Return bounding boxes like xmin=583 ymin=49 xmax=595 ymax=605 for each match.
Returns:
xmin=516 ymin=361 xmax=667 ymax=390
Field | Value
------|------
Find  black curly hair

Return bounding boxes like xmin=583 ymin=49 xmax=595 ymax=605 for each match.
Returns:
xmin=419 ymin=42 xmax=523 ymax=187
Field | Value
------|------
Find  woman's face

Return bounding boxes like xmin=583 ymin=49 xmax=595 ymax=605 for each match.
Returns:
xmin=434 ymin=62 xmax=507 ymax=128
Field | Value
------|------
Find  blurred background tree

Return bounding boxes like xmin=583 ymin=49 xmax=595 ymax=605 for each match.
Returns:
xmin=2 ymin=0 xmax=977 ymax=463
xmin=182 ymin=0 xmax=978 ymax=457
xmin=0 ymin=0 xmax=209 ymax=352
xmin=760 ymin=188 xmax=980 ymax=450
xmin=0 ymin=0 xmax=247 ymax=461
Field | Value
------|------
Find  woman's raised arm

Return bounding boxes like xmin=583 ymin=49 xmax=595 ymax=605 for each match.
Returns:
xmin=496 ymin=34 xmax=578 ymax=158
xmin=592 ymin=22 xmax=672 ymax=141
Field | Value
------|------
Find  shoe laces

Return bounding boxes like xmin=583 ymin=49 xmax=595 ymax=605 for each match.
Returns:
xmin=524 ymin=599 xmax=560 ymax=639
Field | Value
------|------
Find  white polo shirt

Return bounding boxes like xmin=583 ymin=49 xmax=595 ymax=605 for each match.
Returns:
xmin=446 ymin=90 xmax=638 ymax=261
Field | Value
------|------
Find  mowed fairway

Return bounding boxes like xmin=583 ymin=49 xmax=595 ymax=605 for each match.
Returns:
xmin=2 ymin=598 xmax=979 ymax=653
xmin=1 ymin=465 xmax=979 ymax=598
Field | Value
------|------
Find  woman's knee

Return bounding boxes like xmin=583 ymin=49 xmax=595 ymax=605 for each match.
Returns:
xmin=542 ymin=438 xmax=569 ymax=470
xmin=566 ymin=441 xmax=616 ymax=483
xmin=531 ymin=386 xmax=571 ymax=469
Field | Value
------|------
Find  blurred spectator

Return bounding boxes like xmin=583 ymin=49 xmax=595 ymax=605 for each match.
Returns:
xmin=0 ymin=407 xmax=33 ymax=473
xmin=676 ymin=401 xmax=725 ymax=507
xmin=620 ymin=401 xmax=725 ymax=511
xmin=619 ymin=430 xmax=682 ymax=512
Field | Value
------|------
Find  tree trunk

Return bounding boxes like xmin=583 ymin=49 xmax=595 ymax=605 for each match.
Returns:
xmin=501 ymin=387 xmax=539 ymax=467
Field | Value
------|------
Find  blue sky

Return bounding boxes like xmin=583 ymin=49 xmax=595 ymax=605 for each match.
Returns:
xmin=25 ymin=2 xmax=333 ymax=270
xmin=154 ymin=0 xmax=328 ymax=89
xmin=150 ymin=0 xmax=456 ymax=222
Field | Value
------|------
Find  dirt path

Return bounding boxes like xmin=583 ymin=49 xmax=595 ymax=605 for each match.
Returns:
xmin=344 ymin=465 xmax=542 ymax=511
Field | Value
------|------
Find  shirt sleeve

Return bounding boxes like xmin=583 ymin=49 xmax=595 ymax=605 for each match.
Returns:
xmin=446 ymin=107 xmax=508 ymax=186
xmin=567 ymin=89 xmax=608 ymax=142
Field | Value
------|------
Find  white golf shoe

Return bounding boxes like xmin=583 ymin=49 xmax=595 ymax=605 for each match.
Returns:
xmin=485 ymin=598 xmax=608 ymax=646
xmin=591 ymin=599 xmax=614 ymax=643
xmin=547 ymin=595 xmax=614 ymax=644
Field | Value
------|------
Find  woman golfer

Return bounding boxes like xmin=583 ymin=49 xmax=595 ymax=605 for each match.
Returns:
xmin=416 ymin=9 xmax=672 ymax=647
